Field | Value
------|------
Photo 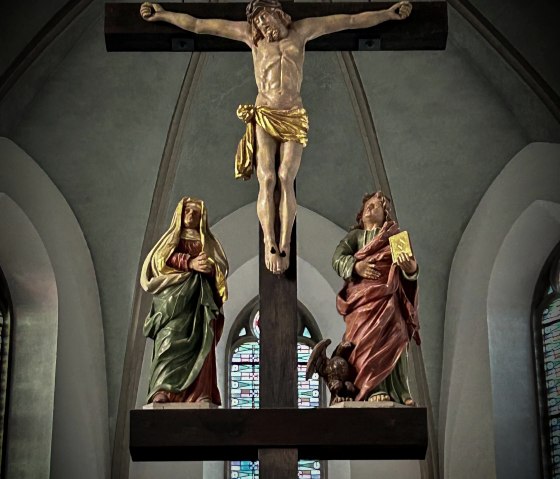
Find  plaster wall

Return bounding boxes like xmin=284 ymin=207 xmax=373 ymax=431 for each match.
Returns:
xmin=0 ymin=0 xmax=69 ymax=77
xmin=448 ymin=6 xmax=560 ymax=142
xmin=441 ymin=142 xmax=560 ymax=479
xmin=467 ymin=0 xmax=560 ymax=96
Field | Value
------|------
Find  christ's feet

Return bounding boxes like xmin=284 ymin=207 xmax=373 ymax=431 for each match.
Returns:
xmin=264 ymin=242 xmax=283 ymax=274
xmin=278 ymin=244 xmax=290 ymax=274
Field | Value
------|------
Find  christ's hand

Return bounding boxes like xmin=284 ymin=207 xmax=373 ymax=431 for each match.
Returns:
xmin=140 ymin=2 xmax=164 ymax=22
xmin=386 ymin=1 xmax=412 ymax=21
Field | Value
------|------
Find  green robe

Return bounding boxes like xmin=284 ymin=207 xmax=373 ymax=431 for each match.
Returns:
xmin=143 ymin=271 xmax=221 ymax=402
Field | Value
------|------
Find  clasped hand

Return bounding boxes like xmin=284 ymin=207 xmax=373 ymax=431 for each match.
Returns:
xmin=188 ymin=253 xmax=212 ymax=274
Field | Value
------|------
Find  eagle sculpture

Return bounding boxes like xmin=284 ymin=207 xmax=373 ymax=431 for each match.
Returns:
xmin=306 ymin=338 xmax=357 ymax=405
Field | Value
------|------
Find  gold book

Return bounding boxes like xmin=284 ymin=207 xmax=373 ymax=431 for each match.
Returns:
xmin=389 ymin=231 xmax=413 ymax=263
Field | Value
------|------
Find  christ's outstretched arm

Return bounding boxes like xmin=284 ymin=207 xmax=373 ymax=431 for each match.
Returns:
xmin=294 ymin=1 xmax=412 ymax=43
xmin=140 ymin=2 xmax=252 ymax=45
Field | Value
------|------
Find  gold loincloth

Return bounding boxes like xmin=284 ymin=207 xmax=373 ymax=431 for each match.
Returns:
xmin=235 ymin=105 xmax=309 ymax=180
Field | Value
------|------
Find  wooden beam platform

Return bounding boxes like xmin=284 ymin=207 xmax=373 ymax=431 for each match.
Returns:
xmin=129 ymin=407 xmax=428 ymax=461
xmin=105 ymin=2 xmax=447 ymax=52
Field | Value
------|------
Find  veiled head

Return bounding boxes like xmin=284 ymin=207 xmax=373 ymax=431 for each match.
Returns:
xmin=182 ymin=200 xmax=202 ymax=230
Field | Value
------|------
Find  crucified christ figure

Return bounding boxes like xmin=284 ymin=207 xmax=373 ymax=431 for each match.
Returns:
xmin=140 ymin=0 xmax=412 ymax=274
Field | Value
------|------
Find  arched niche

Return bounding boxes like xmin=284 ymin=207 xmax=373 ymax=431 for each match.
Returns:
xmin=488 ymin=200 xmax=560 ymax=479
xmin=0 ymin=193 xmax=57 ymax=478
xmin=0 ymin=137 xmax=109 ymax=479
xmin=441 ymin=142 xmax=560 ymax=479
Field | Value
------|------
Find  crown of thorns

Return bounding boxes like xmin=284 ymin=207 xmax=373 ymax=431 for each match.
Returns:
xmin=246 ymin=0 xmax=283 ymax=21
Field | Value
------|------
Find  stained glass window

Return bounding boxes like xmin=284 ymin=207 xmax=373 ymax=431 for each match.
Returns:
xmin=534 ymin=244 xmax=560 ymax=479
xmin=229 ymin=300 xmax=323 ymax=479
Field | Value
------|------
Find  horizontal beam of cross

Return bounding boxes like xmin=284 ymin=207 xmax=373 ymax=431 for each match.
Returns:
xmin=130 ymin=407 xmax=428 ymax=461
xmin=105 ymin=2 xmax=447 ymax=52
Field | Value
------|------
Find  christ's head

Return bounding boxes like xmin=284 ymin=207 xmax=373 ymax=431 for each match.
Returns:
xmin=246 ymin=0 xmax=291 ymax=44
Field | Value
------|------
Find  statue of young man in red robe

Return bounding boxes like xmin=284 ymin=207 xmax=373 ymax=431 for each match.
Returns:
xmin=332 ymin=192 xmax=420 ymax=405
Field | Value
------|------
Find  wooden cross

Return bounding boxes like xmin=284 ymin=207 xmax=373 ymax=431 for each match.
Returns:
xmin=112 ymin=1 xmax=446 ymax=476
xmin=105 ymin=2 xmax=447 ymax=52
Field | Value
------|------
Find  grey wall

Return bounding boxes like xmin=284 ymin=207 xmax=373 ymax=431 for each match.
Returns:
xmin=0 ymin=0 xmax=69 ymax=77
xmin=467 ymin=0 xmax=560 ymax=95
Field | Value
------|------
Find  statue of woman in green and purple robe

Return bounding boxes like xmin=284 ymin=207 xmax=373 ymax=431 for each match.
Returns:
xmin=140 ymin=197 xmax=228 ymax=405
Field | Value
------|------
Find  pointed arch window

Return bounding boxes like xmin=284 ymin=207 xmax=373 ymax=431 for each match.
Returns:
xmin=227 ymin=297 xmax=325 ymax=478
xmin=533 ymin=242 xmax=560 ymax=479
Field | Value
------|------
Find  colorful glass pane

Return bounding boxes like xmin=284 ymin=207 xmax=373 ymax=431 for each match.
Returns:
xmin=543 ymin=297 xmax=560 ymax=326
xmin=230 ymin=340 xmax=321 ymax=478
xmin=251 ymin=311 xmax=260 ymax=338
xmin=298 ymin=343 xmax=320 ymax=409
xmin=298 ymin=460 xmax=321 ymax=478
xmin=543 ymin=293 xmax=560 ymax=477
xmin=231 ymin=342 xmax=259 ymax=409
xmin=551 ymin=417 xmax=560 ymax=476
xmin=231 ymin=460 xmax=259 ymax=478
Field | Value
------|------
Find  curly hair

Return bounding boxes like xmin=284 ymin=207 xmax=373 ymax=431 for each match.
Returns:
xmin=246 ymin=0 xmax=292 ymax=45
xmin=353 ymin=191 xmax=394 ymax=229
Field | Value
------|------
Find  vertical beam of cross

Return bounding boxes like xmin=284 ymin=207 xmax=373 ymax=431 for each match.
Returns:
xmin=258 ymin=175 xmax=299 ymax=476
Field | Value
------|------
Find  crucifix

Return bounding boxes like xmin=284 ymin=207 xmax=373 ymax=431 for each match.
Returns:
xmin=106 ymin=0 xmax=446 ymax=277
xmin=138 ymin=0 xmax=415 ymax=276
xmin=106 ymin=1 xmax=446 ymax=476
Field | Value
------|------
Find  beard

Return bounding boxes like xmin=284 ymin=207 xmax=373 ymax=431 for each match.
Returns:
xmin=264 ymin=27 xmax=280 ymax=41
